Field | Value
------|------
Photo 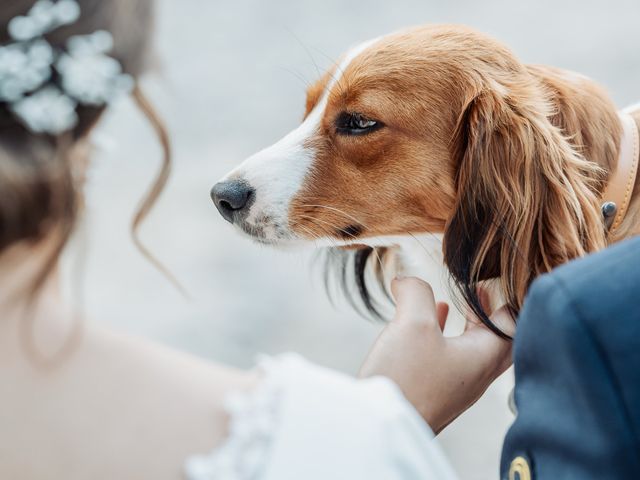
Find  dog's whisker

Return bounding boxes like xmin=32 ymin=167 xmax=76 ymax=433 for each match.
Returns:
xmin=276 ymin=65 xmax=312 ymax=89
xmin=293 ymin=222 xmax=336 ymax=251
xmin=297 ymin=214 xmax=363 ymax=241
xmin=299 ymin=214 xmax=392 ymax=302
xmin=291 ymin=221 xmax=322 ymax=244
xmin=294 ymin=216 xmax=327 ymax=237
xmin=302 ymin=45 xmax=348 ymax=97
xmin=300 ymin=204 xmax=369 ymax=229
xmin=308 ymin=45 xmax=342 ymax=79
xmin=369 ymin=245 xmax=390 ymax=288
xmin=283 ymin=27 xmax=322 ymax=80
xmin=296 ymin=215 xmax=345 ymax=248
xmin=407 ymin=232 xmax=442 ymax=268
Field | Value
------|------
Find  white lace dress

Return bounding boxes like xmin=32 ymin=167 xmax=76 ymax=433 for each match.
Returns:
xmin=184 ymin=354 xmax=459 ymax=480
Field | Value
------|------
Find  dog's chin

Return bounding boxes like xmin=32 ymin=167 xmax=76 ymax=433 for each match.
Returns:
xmin=234 ymin=221 xmax=368 ymax=251
xmin=252 ymin=237 xmax=305 ymax=250
xmin=233 ymin=220 xmax=305 ymax=250
xmin=234 ymin=215 xmax=413 ymax=251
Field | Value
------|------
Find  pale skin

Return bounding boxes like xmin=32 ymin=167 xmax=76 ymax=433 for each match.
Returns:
xmin=360 ymin=277 xmax=515 ymax=434
xmin=0 ymin=235 xmax=514 ymax=479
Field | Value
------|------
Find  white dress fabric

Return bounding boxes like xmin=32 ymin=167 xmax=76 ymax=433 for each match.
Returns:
xmin=184 ymin=354 xmax=459 ymax=480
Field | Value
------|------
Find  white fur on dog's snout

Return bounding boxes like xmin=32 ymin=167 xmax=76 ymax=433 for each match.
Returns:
xmin=218 ymin=37 xmax=382 ymax=244
xmin=221 ymin=105 xmax=320 ymax=242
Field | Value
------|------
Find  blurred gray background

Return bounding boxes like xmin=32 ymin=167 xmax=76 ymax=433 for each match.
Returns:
xmin=73 ymin=0 xmax=640 ymax=478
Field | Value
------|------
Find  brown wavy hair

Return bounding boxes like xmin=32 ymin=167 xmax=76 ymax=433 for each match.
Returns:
xmin=0 ymin=0 xmax=170 ymax=299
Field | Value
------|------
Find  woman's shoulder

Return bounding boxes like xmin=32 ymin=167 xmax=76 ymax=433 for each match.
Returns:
xmin=0 ymin=322 xmax=253 ymax=480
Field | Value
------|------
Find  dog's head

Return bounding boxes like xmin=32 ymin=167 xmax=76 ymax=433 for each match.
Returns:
xmin=212 ymin=25 xmax=606 ymax=336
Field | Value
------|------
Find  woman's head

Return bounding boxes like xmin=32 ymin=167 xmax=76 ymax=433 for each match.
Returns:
xmin=0 ymin=0 xmax=156 ymax=291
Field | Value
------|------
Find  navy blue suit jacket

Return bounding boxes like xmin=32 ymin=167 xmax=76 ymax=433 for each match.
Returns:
xmin=501 ymin=236 xmax=640 ymax=479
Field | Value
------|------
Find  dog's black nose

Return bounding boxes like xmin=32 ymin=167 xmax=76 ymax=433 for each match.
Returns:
xmin=211 ymin=180 xmax=254 ymax=223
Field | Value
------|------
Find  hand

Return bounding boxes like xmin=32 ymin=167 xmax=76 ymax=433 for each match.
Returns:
xmin=359 ymin=277 xmax=514 ymax=434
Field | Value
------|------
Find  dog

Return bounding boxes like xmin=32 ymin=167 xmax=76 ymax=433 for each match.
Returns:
xmin=211 ymin=24 xmax=640 ymax=337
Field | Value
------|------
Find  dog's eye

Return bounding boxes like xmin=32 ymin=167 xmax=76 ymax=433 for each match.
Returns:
xmin=336 ymin=112 xmax=381 ymax=135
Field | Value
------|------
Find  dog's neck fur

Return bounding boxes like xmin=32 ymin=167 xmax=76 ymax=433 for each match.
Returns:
xmin=527 ymin=65 xmax=640 ymax=241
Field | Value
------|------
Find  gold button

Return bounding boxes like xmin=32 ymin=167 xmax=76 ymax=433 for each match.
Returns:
xmin=508 ymin=456 xmax=531 ymax=480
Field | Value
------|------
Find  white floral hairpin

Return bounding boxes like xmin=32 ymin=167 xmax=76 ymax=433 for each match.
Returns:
xmin=0 ymin=0 xmax=133 ymax=135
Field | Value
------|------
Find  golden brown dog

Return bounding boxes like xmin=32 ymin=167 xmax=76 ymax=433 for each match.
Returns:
xmin=212 ymin=25 xmax=640 ymax=336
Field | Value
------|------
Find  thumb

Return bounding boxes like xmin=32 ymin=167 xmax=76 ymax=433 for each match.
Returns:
xmin=391 ymin=277 xmax=437 ymax=326
xmin=460 ymin=306 xmax=514 ymax=372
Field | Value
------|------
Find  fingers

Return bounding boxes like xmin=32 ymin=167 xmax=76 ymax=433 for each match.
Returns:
xmin=391 ymin=277 xmax=437 ymax=326
xmin=460 ymin=305 xmax=515 ymax=373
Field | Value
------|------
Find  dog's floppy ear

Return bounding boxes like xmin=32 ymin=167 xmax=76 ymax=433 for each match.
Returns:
xmin=443 ymin=84 xmax=606 ymax=337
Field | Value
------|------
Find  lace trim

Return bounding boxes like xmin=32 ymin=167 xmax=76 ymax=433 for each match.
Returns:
xmin=184 ymin=356 xmax=283 ymax=480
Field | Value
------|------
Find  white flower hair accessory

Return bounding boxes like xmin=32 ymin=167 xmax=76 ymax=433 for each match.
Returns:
xmin=11 ymin=86 xmax=77 ymax=134
xmin=8 ymin=0 xmax=80 ymax=41
xmin=57 ymin=30 xmax=134 ymax=106
xmin=0 ymin=40 xmax=54 ymax=102
xmin=0 ymin=0 xmax=134 ymax=135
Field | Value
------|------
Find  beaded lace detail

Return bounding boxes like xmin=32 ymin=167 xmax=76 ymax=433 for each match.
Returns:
xmin=184 ymin=357 xmax=283 ymax=480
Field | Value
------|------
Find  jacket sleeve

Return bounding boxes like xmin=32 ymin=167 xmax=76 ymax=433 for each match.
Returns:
xmin=501 ymin=237 xmax=640 ymax=480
